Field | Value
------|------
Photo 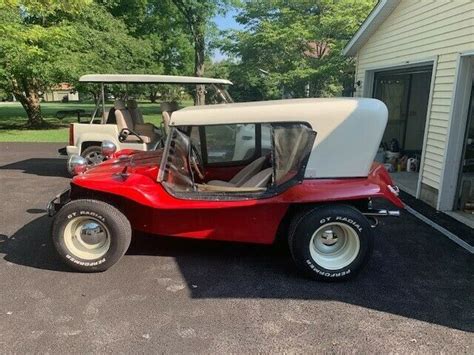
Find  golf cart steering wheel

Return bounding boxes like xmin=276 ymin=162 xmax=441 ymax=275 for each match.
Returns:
xmin=190 ymin=143 xmax=205 ymax=180
xmin=119 ymin=128 xmax=144 ymax=143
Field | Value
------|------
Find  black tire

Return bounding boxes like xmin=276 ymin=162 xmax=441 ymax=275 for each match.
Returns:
xmin=52 ymin=199 xmax=131 ymax=272
xmin=81 ymin=145 xmax=105 ymax=166
xmin=288 ymin=205 xmax=373 ymax=281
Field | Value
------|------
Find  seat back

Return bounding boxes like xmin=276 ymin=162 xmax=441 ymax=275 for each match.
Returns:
xmin=160 ymin=101 xmax=179 ymax=134
xmin=229 ymin=156 xmax=266 ymax=187
xmin=114 ymin=100 xmax=134 ymax=131
xmin=241 ymin=168 xmax=273 ymax=188
xmin=127 ymin=99 xmax=144 ymax=125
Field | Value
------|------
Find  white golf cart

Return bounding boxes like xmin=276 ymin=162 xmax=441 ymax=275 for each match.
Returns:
xmin=62 ymin=74 xmax=233 ymax=166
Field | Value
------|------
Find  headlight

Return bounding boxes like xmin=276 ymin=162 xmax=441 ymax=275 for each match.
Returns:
xmin=101 ymin=140 xmax=117 ymax=158
xmin=67 ymin=155 xmax=87 ymax=176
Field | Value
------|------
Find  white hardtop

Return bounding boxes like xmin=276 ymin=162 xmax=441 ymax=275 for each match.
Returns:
xmin=79 ymin=74 xmax=232 ymax=85
xmin=171 ymin=98 xmax=388 ymax=179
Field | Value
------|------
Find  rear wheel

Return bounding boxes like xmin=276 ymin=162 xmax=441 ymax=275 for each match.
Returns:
xmin=81 ymin=145 xmax=105 ymax=166
xmin=288 ymin=205 xmax=373 ymax=281
xmin=52 ymin=199 xmax=131 ymax=272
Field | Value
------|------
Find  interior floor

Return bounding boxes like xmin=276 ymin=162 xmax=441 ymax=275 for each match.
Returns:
xmin=391 ymin=171 xmax=419 ymax=196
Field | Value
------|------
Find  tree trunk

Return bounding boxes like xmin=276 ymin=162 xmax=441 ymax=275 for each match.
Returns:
xmin=149 ymin=89 xmax=158 ymax=103
xmin=194 ymin=29 xmax=206 ymax=106
xmin=91 ymin=91 xmax=99 ymax=106
xmin=14 ymin=90 xmax=43 ymax=127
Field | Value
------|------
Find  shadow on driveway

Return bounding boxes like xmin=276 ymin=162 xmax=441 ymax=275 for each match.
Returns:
xmin=0 ymin=158 xmax=68 ymax=177
xmin=1 ymin=211 xmax=472 ymax=332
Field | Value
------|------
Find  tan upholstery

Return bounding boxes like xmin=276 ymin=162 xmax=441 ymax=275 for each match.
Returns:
xmin=127 ymin=99 xmax=158 ymax=140
xmin=208 ymin=156 xmax=266 ymax=187
xmin=114 ymin=100 xmax=152 ymax=143
xmin=195 ymin=184 xmax=266 ymax=193
xmin=206 ymin=180 xmax=235 ymax=187
xmin=114 ymin=100 xmax=134 ymax=131
xmin=127 ymin=99 xmax=144 ymax=125
xmin=197 ymin=167 xmax=273 ymax=192
xmin=161 ymin=101 xmax=179 ymax=135
xmin=241 ymin=168 xmax=273 ymax=188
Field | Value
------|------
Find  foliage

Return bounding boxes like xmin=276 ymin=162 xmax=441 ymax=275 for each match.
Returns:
xmin=220 ymin=0 xmax=376 ymax=101
xmin=169 ymin=0 xmax=240 ymax=104
xmin=0 ymin=100 xmax=193 ymax=142
xmin=0 ymin=0 xmax=154 ymax=126
xmin=0 ymin=0 xmax=377 ymax=128
xmin=98 ymin=0 xmax=194 ymax=76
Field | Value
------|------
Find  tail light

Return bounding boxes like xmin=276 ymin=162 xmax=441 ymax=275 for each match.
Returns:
xmin=69 ymin=123 xmax=74 ymax=145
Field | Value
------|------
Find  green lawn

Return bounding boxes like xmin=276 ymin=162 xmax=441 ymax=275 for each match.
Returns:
xmin=0 ymin=101 xmax=187 ymax=142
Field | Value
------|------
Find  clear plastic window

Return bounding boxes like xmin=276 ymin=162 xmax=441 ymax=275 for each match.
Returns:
xmin=272 ymin=123 xmax=315 ymax=185
xmin=206 ymin=124 xmax=256 ymax=163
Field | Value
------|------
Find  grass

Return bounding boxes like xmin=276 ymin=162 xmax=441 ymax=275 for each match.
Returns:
xmin=0 ymin=101 xmax=192 ymax=142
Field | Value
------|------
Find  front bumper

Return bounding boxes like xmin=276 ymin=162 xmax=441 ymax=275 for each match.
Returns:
xmin=47 ymin=189 xmax=71 ymax=217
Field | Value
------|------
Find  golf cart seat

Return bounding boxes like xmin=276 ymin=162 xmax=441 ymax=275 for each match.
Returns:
xmin=207 ymin=156 xmax=267 ymax=187
xmin=161 ymin=102 xmax=179 ymax=135
xmin=127 ymin=99 xmax=159 ymax=140
xmin=114 ymin=100 xmax=154 ymax=144
xmin=127 ymin=99 xmax=145 ymax=125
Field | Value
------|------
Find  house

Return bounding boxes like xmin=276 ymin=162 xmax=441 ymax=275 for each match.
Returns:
xmin=43 ymin=83 xmax=79 ymax=102
xmin=343 ymin=0 xmax=474 ymax=227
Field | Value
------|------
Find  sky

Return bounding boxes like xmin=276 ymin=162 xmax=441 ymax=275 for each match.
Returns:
xmin=212 ymin=8 xmax=243 ymax=62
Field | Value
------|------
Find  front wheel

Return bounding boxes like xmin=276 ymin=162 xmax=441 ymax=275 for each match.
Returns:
xmin=52 ymin=199 xmax=131 ymax=272
xmin=288 ymin=205 xmax=373 ymax=281
xmin=81 ymin=145 xmax=105 ymax=166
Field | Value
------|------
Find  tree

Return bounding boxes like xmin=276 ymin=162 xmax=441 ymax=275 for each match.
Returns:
xmin=220 ymin=0 xmax=376 ymax=101
xmin=98 ymin=0 xmax=195 ymax=101
xmin=0 ymin=0 xmax=154 ymax=127
xmin=170 ymin=0 xmax=238 ymax=105
xmin=0 ymin=1 xmax=88 ymax=126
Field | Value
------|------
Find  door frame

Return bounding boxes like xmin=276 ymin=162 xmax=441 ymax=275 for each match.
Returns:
xmin=438 ymin=52 xmax=474 ymax=211
xmin=362 ymin=57 xmax=437 ymax=198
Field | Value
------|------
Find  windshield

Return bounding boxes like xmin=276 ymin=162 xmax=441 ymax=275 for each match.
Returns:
xmin=159 ymin=128 xmax=194 ymax=192
xmin=90 ymin=83 xmax=232 ymax=123
xmin=206 ymin=84 xmax=233 ymax=104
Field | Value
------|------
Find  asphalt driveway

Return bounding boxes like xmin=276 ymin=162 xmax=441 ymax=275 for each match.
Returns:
xmin=0 ymin=142 xmax=472 ymax=353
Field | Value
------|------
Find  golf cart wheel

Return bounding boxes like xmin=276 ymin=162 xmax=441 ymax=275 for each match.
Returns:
xmin=81 ymin=145 xmax=105 ymax=166
xmin=52 ymin=199 xmax=131 ymax=272
xmin=288 ymin=205 xmax=373 ymax=281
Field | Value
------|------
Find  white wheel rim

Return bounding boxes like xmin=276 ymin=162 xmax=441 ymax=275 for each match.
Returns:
xmin=309 ymin=222 xmax=360 ymax=270
xmin=63 ymin=217 xmax=111 ymax=260
xmin=84 ymin=150 xmax=104 ymax=166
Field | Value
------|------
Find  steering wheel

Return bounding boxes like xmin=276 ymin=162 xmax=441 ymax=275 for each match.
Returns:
xmin=119 ymin=128 xmax=144 ymax=143
xmin=190 ymin=143 xmax=205 ymax=180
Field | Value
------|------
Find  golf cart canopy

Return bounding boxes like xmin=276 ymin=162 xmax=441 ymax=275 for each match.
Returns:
xmin=79 ymin=74 xmax=232 ymax=85
xmin=170 ymin=98 xmax=388 ymax=179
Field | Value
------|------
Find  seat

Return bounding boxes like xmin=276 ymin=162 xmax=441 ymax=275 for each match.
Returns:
xmin=207 ymin=156 xmax=267 ymax=187
xmin=195 ymin=167 xmax=273 ymax=193
xmin=127 ymin=99 xmax=145 ymax=125
xmin=161 ymin=101 xmax=179 ymax=135
xmin=241 ymin=168 xmax=273 ymax=188
xmin=114 ymin=100 xmax=151 ymax=143
xmin=127 ymin=99 xmax=158 ymax=140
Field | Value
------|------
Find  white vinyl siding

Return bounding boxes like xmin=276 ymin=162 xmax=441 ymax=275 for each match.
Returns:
xmin=355 ymin=0 xmax=474 ymax=190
